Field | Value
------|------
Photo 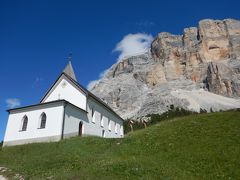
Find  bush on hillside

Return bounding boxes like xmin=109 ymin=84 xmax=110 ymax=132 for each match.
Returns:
xmin=123 ymin=106 xmax=240 ymax=134
xmin=225 ymin=108 xmax=240 ymax=112
xmin=124 ymin=106 xmax=197 ymax=134
xmin=123 ymin=120 xmax=144 ymax=134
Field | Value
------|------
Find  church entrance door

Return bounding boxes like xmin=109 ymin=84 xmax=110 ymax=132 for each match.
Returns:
xmin=79 ymin=122 xmax=83 ymax=136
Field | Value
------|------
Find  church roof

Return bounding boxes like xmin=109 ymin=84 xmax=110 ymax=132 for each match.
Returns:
xmin=7 ymin=62 xmax=124 ymax=121
xmin=7 ymin=99 xmax=88 ymax=113
xmin=63 ymin=61 xmax=77 ymax=81
xmin=39 ymin=61 xmax=124 ymax=121
xmin=63 ymin=73 xmax=124 ymax=121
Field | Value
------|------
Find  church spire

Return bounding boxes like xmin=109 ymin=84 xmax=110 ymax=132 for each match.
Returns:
xmin=63 ymin=54 xmax=77 ymax=81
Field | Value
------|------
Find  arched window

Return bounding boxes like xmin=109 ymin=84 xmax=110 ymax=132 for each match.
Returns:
xmin=120 ymin=125 xmax=123 ymax=136
xmin=115 ymin=122 xmax=117 ymax=134
xmin=40 ymin=113 xmax=47 ymax=129
xmin=21 ymin=115 xmax=28 ymax=131
xmin=102 ymin=130 xmax=105 ymax=137
xmin=100 ymin=114 xmax=103 ymax=127
xmin=108 ymin=119 xmax=111 ymax=131
xmin=79 ymin=121 xmax=83 ymax=136
xmin=91 ymin=108 xmax=95 ymax=123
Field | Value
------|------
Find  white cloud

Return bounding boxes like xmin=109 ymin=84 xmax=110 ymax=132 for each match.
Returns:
xmin=114 ymin=33 xmax=153 ymax=60
xmin=87 ymin=33 xmax=153 ymax=91
xmin=6 ymin=98 xmax=21 ymax=108
xmin=87 ymin=80 xmax=99 ymax=90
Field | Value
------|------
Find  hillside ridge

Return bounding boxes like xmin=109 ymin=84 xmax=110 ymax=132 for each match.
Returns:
xmin=0 ymin=111 xmax=239 ymax=179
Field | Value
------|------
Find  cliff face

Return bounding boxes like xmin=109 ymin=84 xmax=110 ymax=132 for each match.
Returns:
xmin=151 ymin=19 xmax=240 ymax=96
xmin=91 ymin=19 xmax=240 ymax=119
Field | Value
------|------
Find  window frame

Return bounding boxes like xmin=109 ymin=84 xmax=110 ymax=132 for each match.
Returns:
xmin=120 ymin=125 xmax=123 ymax=136
xmin=115 ymin=122 xmax=117 ymax=134
xmin=102 ymin=129 xmax=105 ymax=137
xmin=108 ymin=119 xmax=111 ymax=131
xmin=38 ymin=112 xmax=47 ymax=129
xmin=100 ymin=114 xmax=104 ymax=127
xmin=20 ymin=115 xmax=28 ymax=132
xmin=91 ymin=108 xmax=95 ymax=123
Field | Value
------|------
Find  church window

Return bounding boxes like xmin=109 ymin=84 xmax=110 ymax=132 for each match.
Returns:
xmin=115 ymin=122 xmax=117 ymax=134
xmin=21 ymin=115 xmax=28 ymax=131
xmin=61 ymin=81 xmax=67 ymax=88
xmin=100 ymin=114 xmax=103 ymax=127
xmin=108 ymin=119 xmax=111 ymax=131
xmin=120 ymin=125 xmax=123 ymax=136
xmin=92 ymin=109 xmax=95 ymax=123
xmin=102 ymin=130 xmax=105 ymax=137
xmin=39 ymin=113 xmax=47 ymax=129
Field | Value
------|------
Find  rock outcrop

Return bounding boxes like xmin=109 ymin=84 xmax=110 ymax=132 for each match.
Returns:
xmin=90 ymin=19 xmax=240 ymax=119
xmin=151 ymin=18 xmax=240 ymax=97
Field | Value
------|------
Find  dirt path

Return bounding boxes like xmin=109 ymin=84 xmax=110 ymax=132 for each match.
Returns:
xmin=0 ymin=167 xmax=7 ymax=180
xmin=0 ymin=166 xmax=24 ymax=180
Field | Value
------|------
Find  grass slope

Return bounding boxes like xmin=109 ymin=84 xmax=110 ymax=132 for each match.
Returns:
xmin=0 ymin=111 xmax=240 ymax=179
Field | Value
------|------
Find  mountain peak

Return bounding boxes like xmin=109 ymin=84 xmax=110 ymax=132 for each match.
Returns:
xmin=90 ymin=18 xmax=240 ymax=119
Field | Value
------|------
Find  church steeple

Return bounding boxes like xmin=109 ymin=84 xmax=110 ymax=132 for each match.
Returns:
xmin=63 ymin=55 xmax=77 ymax=81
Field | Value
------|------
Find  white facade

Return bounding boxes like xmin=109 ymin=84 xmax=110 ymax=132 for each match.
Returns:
xmin=3 ymin=101 xmax=65 ymax=146
xmin=42 ymin=77 xmax=87 ymax=110
xmin=63 ymin=98 xmax=123 ymax=139
xmin=3 ymin=62 xmax=124 ymax=147
xmin=85 ymin=97 xmax=124 ymax=138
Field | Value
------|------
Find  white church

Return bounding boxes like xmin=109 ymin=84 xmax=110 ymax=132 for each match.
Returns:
xmin=3 ymin=62 xmax=124 ymax=147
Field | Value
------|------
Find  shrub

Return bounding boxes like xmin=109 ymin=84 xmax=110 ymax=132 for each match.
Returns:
xmin=124 ymin=108 xmax=197 ymax=134
xmin=123 ymin=119 xmax=145 ymax=134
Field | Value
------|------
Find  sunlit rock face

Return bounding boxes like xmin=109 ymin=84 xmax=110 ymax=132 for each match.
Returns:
xmin=90 ymin=19 xmax=240 ymax=119
xmin=151 ymin=19 xmax=240 ymax=97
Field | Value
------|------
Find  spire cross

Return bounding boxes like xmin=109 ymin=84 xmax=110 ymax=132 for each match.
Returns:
xmin=63 ymin=53 xmax=77 ymax=82
xmin=68 ymin=52 xmax=72 ymax=62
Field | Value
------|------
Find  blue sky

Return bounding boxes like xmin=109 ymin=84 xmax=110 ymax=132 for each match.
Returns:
xmin=0 ymin=0 xmax=240 ymax=141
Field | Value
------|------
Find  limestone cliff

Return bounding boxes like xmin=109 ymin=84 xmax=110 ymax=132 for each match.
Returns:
xmin=90 ymin=19 xmax=240 ymax=119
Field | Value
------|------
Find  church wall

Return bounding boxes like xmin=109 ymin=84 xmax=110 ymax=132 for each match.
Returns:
xmin=43 ymin=77 xmax=87 ymax=111
xmin=63 ymin=104 xmax=89 ymax=138
xmin=3 ymin=102 xmax=64 ymax=146
xmin=86 ymin=97 xmax=124 ymax=138
xmin=63 ymin=97 xmax=124 ymax=139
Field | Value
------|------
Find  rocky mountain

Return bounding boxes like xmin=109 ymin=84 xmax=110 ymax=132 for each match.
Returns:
xmin=90 ymin=19 xmax=240 ymax=119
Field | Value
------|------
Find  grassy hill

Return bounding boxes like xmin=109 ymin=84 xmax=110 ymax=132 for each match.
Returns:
xmin=0 ymin=111 xmax=240 ymax=179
